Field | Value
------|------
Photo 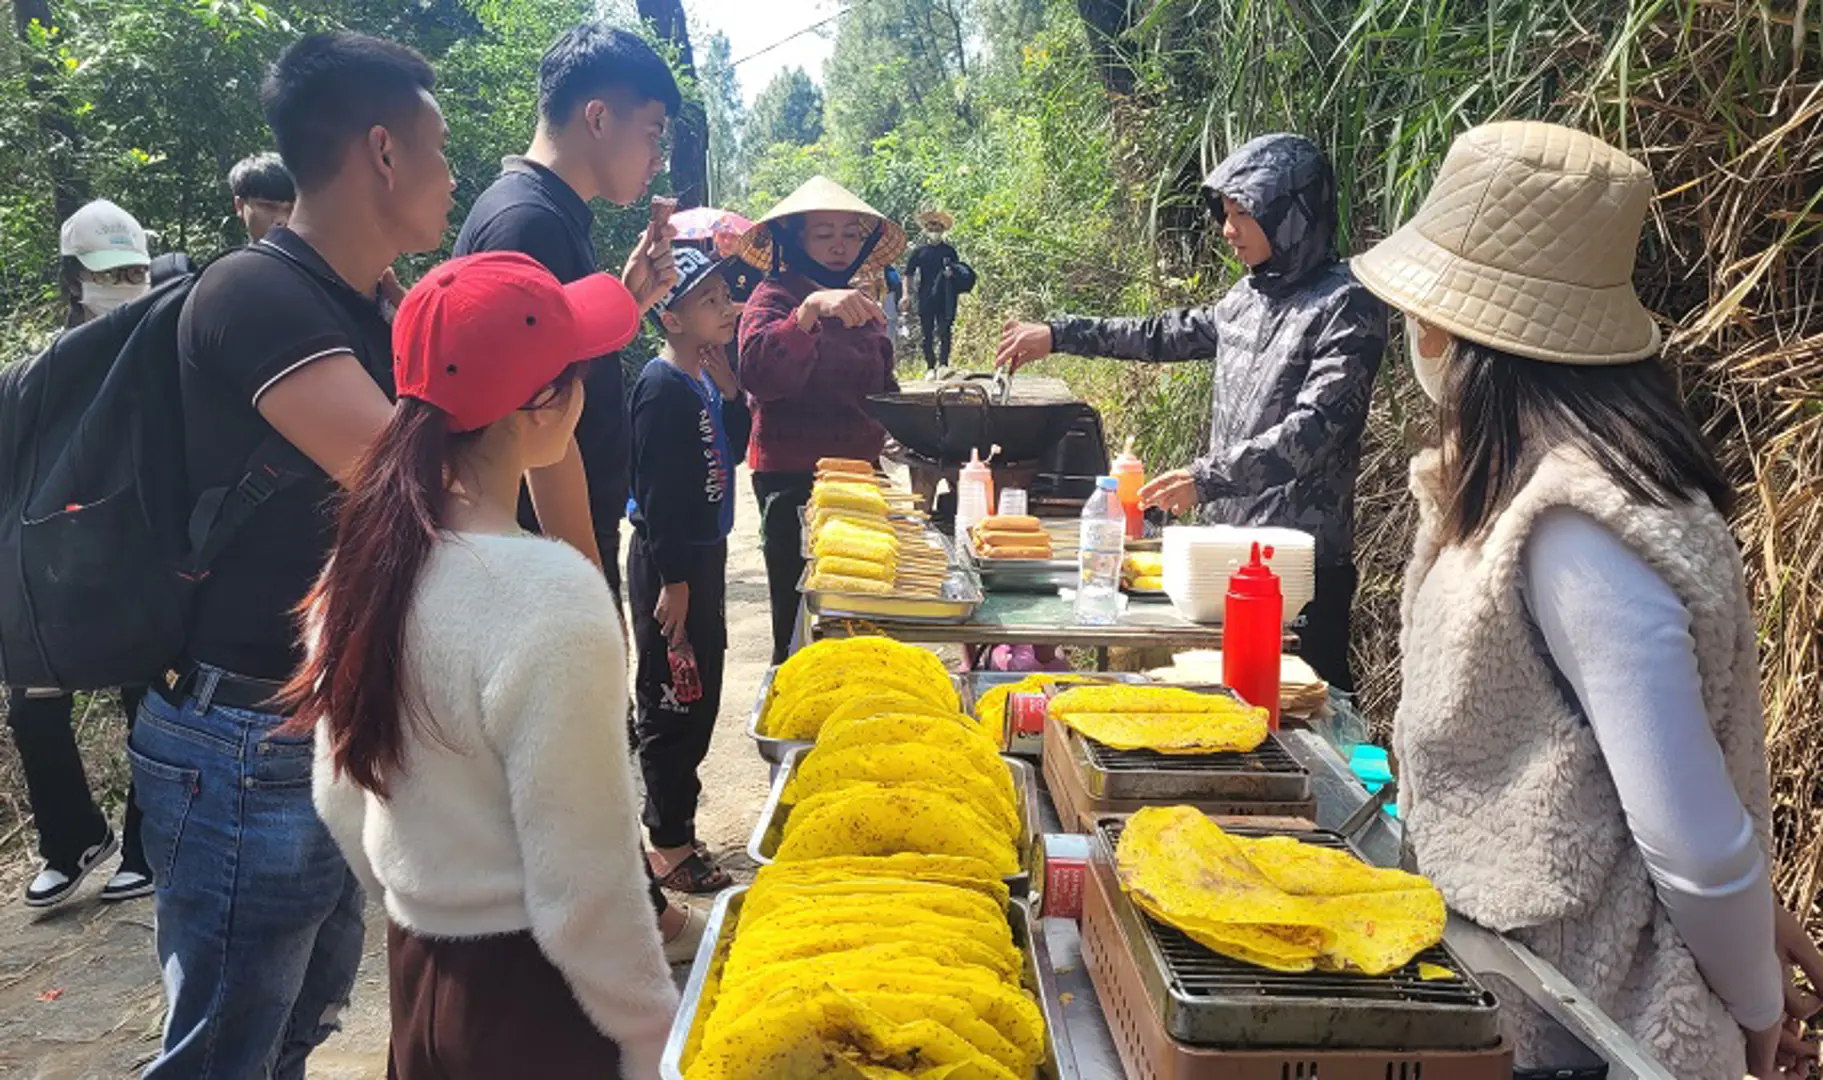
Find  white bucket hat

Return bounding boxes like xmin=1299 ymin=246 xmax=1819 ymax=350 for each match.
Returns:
xmin=59 ymin=199 xmax=151 ymax=272
xmin=1353 ymin=121 xmax=1661 ymax=366
xmin=735 ymin=176 xmax=907 ymax=275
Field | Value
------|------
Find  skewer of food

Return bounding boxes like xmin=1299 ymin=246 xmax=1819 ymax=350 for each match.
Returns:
xmin=971 ymin=514 xmax=1054 ymax=560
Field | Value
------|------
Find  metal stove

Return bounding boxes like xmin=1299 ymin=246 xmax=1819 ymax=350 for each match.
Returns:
xmin=1080 ymin=818 xmax=1513 ymax=1079
xmin=1043 ymin=715 xmax=1318 ymax=830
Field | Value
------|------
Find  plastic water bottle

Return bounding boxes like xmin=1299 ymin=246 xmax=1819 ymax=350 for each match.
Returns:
xmin=1075 ymin=476 xmax=1125 ymax=625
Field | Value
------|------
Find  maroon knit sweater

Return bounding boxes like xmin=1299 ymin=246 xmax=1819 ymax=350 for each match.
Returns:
xmin=739 ymin=274 xmax=897 ymax=475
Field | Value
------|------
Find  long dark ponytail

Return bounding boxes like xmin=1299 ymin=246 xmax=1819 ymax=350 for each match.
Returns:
xmin=1436 ymin=339 xmax=1734 ymax=544
xmin=281 ymin=362 xmax=586 ymax=796
xmin=281 ymin=399 xmax=464 ymax=796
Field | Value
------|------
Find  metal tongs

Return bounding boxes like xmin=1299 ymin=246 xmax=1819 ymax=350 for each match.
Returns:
xmin=991 ymin=366 xmax=1014 ymax=405
xmin=1337 ymin=777 xmax=1398 ymax=842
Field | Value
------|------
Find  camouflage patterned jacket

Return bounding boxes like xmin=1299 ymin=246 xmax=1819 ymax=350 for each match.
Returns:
xmin=1050 ymin=134 xmax=1387 ymax=566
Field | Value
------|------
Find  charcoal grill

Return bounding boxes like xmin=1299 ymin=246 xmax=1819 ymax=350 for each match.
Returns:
xmin=1043 ymin=715 xmax=1317 ymax=830
xmin=1088 ymin=818 xmax=1503 ymax=1052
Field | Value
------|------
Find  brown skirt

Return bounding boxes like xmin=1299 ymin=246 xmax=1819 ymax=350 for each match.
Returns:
xmin=387 ymin=921 xmax=622 ymax=1079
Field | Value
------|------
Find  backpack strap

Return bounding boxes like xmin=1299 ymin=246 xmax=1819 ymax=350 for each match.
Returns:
xmin=181 ymin=241 xmax=380 ymax=578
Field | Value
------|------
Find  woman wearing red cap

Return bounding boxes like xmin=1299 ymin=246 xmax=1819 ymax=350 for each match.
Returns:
xmin=285 ymin=252 xmax=677 ymax=1078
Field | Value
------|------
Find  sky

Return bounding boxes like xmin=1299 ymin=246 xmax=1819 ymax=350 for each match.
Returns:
xmin=684 ymin=0 xmax=840 ymax=106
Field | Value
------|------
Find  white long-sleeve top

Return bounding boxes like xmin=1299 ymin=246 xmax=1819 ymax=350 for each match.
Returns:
xmin=1522 ymin=507 xmax=1782 ymax=1032
xmin=313 ymin=531 xmax=678 ymax=1079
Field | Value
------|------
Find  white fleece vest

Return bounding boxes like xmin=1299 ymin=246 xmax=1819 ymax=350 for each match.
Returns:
xmin=1395 ymin=448 xmax=1772 ymax=1078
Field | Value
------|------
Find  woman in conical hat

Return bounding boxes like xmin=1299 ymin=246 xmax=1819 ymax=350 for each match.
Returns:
xmin=1357 ymin=121 xmax=1821 ymax=1078
xmin=734 ymin=176 xmax=907 ymax=662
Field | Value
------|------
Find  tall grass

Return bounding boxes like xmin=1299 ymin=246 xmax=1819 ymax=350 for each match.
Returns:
xmin=949 ymin=0 xmax=1822 ymax=904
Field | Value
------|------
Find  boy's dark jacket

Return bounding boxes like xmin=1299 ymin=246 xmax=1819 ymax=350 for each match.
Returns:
xmin=628 ymin=358 xmax=751 ymax=583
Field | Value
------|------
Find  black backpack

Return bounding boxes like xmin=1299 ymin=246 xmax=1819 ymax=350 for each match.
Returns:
xmin=950 ymin=260 xmax=978 ymax=295
xmin=0 ymin=251 xmax=309 ymax=690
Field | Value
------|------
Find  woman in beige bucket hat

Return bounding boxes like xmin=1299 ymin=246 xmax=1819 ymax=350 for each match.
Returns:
xmin=1356 ymin=121 xmax=1821 ymax=1077
xmin=735 ymin=176 xmax=907 ymax=661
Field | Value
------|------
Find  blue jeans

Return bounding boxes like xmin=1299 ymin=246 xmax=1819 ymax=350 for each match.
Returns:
xmin=128 ymin=679 xmax=365 ymax=1080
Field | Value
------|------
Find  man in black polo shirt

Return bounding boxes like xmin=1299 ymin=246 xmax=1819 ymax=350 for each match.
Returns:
xmin=130 ymin=32 xmax=454 ymax=1079
xmin=454 ymin=23 xmax=681 ymax=606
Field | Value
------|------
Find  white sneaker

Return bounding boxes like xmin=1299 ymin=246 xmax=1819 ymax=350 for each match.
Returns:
xmin=100 ymin=867 xmax=155 ymax=903
xmin=24 ymin=829 xmax=119 ymax=909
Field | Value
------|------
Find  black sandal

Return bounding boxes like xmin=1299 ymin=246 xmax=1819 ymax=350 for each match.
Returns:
xmin=655 ymin=851 xmax=732 ymax=895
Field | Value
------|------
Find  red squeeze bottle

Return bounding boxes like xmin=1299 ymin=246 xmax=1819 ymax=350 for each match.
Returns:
xmin=1223 ymin=542 xmax=1283 ymax=731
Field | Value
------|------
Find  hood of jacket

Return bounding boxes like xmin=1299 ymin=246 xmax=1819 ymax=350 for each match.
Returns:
xmin=1203 ymin=133 xmax=1338 ymax=290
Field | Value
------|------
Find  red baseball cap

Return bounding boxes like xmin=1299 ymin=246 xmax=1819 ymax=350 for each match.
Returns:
xmin=393 ymin=252 xmax=640 ymax=432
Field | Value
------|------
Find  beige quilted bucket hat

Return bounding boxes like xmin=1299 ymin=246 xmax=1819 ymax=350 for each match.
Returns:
xmin=1353 ymin=121 xmax=1661 ymax=365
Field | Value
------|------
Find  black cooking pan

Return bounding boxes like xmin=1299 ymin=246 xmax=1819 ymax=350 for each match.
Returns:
xmin=868 ymin=379 xmax=1092 ymax=463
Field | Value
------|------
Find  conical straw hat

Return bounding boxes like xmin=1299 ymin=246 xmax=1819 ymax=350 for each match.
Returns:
xmin=1352 ymin=121 xmax=1661 ymax=366
xmin=735 ymin=176 xmax=907 ymax=275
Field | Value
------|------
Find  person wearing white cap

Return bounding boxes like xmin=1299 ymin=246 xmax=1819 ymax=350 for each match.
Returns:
xmin=5 ymin=199 xmax=159 ymax=912
xmin=58 ymin=198 xmax=152 ymax=325
xmin=1356 ymin=121 xmax=1821 ymax=1078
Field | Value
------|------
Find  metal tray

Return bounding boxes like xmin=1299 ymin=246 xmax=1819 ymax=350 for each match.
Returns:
xmin=797 ymin=561 xmax=985 ymax=623
xmin=1088 ymin=818 xmax=1502 ymax=1051
xmin=749 ymin=745 xmax=1040 ymax=896
xmin=1065 ymin=722 xmax=1311 ymax=803
xmin=661 ymin=887 xmax=1080 ymax=1080
xmin=960 ymin=519 xmax=1080 ymax=592
xmin=747 ymin=665 xmax=970 ymax=766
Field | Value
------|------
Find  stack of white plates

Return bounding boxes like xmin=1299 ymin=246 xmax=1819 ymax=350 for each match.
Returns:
xmin=1161 ymin=525 xmax=1316 ymax=624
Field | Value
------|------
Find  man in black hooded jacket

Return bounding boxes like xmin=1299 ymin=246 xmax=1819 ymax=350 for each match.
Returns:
xmin=998 ymin=133 xmax=1387 ymax=693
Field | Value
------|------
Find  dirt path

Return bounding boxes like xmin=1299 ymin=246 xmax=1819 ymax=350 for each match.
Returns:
xmin=0 ymin=469 xmax=778 ymax=1079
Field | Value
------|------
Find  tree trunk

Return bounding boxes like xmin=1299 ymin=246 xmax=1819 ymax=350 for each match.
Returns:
xmin=637 ymin=0 xmax=708 ymax=209
xmin=12 ymin=0 xmax=90 ymax=226
xmin=1075 ymin=0 xmax=1137 ymax=97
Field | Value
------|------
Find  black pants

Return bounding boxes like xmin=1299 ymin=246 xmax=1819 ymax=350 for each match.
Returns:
xmin=628 ymin=534 xmax=728 ymax=851
xmin=920 ymin=307 xmax=955 ymax=371
xmin=6 ymin=686 xmax=147 ymax=873
xmin=752 ymin=471 xmax=815 ymax=665
xmin=1294 ymin=563 xmax=1358 ymax=695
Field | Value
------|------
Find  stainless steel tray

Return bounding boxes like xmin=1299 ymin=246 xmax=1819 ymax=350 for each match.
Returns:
xmin=798 ymin=560 xmax=984 ymax=624
xmin=1065 ymin=721 xmax=1311 ymax=803
xmin=1088 ymin=819 xmax=1502 ymax=1051
xmin=748 ymin=745 xmax=1040 ymax=896
xmin=747 ymin=665 xmax=970 ymax=765
xmin=660 ymin=886 xmax=1081 ymax=1080
xmin=960 ymin=519 xmax=1079 ymax=592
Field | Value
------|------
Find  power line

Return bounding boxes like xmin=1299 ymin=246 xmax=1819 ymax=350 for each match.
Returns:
xmin=730 ymin=3 xmax=857 ymax=68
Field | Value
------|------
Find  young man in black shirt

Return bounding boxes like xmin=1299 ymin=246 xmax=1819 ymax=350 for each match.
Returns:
xmin=130 ymin=32 xmax=454 ymax=1079
xmin=451 ymin=22 xmax=707 ymax=957
xmin=453 ymin=23 xmax=680 ymax=604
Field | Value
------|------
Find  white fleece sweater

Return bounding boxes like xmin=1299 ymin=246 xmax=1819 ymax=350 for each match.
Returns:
xmin=312 ymin=532 xmax=677 ymax=1080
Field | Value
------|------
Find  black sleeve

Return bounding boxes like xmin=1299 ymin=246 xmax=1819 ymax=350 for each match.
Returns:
xmin=184 ymin=252 xmax=356 ymax=406
xmin=630 ymin=373 xmax=706 ymax=585
xmin=1048 ymin=305 xmax=1223 ymax=364
xmin=722 ymin=393 xmax=752 ymax=468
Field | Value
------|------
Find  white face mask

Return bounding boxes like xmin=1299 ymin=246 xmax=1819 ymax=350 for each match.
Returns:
xmin=80 ymin=280 xmax=149 ymax=317
xmin=1407 ymin=318 xmax=1447 ymax=404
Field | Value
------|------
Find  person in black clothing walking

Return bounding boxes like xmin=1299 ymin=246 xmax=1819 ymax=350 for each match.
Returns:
xmin=628 ymin=248 xmax=749 ymax=895
xmin=905 ymin=209 xmax=961 ymax=373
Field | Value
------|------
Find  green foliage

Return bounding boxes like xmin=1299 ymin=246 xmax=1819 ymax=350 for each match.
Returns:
xmin=745 ymin=66 xmax=824 ymax=155
xmin=698 ymin=30 xmax=744 ymax=205
xmin=0 ymin=0 xmax=679 ymax=359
